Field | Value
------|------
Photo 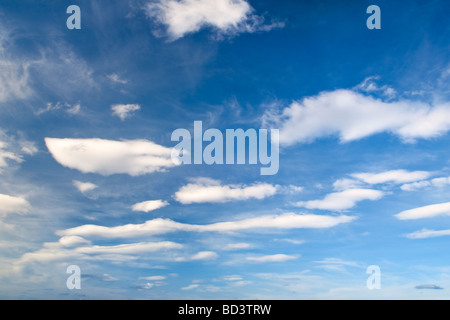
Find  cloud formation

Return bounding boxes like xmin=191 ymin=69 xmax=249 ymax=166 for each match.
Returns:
xmin=265 ymin=89 xmax=450 ymax=146
xmin=145 ymin=0 xmax=283 ymax=40
xmin=57 ymin=213 xmax=356 ymax=239
xmin=395 ymin=202 xmax=450 ymax=220
xmin=0 ymin=194 xmax=31 ymax=217
xmin=111 ymin=104 xmax=141 ymax=120
xmin=45 ymin=138 xmax=176 ymax=176
xmin=174 ymin=178 xmax=278 ymax=204
xmin=132 ymin=200 xmax=169 ymax=213
xmin=246 ymin=254 xmax=299 ymax=263
xmin=296 ymin=189 xmax=384 ymax=211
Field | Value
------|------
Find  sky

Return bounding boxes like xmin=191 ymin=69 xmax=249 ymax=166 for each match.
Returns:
xmin=2 ymin=0 xmax=450 ymax=299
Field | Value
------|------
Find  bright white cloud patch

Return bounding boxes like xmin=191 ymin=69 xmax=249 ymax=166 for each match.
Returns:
xmin=132 ymin=200 xmax=169 ymax=213
xmin=57 ymin=213 xmax=355 ymax=239
xmin=45 ymin=138 xmax=176 ymax=176
xmin=111 ymin=104 xmax=141 ymax=120
xmin=395 ymin=202 xmax=450 ymax=220
xmin=146 ymin=0 xmax=282 ymax=40
xmin=73 ymin=180 xmax=98 ymax=193
xmin=352 ymin=170 xmax=431 ymax=185
xmin=265 ymin=89 xmax=450 ymax=146
xmin=0 ymin=194 xmax=31 ymax=217
xmin=246 ymin=254 xmax=299 ymax=263
xmin=296 ymin=189 xmax=384 ymax=211
xmin=174 ymin=178 xmax=278 ymax=204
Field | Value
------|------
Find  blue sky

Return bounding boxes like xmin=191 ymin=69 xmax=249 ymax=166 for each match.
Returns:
xmin=2 ymin=0 xmax=450 ymax=299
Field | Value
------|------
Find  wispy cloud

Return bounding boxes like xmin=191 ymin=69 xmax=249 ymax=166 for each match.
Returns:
xmin=246 ymin=254 xmax=299 ymax=263
xmin=0 ymin=194 xmax=31 ymax=217
xmin=296 ymin=189 xmax=384 ymax=211
xmin=415 ymin=284 xmax=444 ymax=290
xmin=57 ymin=213 xmax=356 ymax=239
xmin=45 ymin=138 xmax=176 ymax=176
xmin=405 ymin=228 xmax=450 ymax=239
xmin=401 ymin=176 xmax=450 ymax=191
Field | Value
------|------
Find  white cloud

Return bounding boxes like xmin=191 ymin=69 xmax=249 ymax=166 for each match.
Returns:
xmin=0 ymin=194 xmax=31 ymax=217
xmin=58 ymin=236 xmax=92 ymax=247
xmin=139 ymin=275 xmax=167 ymax=281
xmin=351 ymin=170 xmax=431 ymax=185
xmin=145 ymin=0 xmax=283 ymax=40
xmin=111 ymin=104 xmax=141 ymax=120
xmin=246 ymin=254 xmax=299 ymax=263
xmin=0 ymin=30 xmax=32 ymax=103
xmin=132 ymin=200 xmax=169 ymax=213
xmin=223 ymin=275 xmax=242 ymax=281
xmin=17 ymin=240 xmax=183 ymax=265
xmin=73 ymin=180 xmax=98 ymax=194
xmin=181 ymin=284 xmax=200 ymax=290
xmin=266 ymin=89 xmax=450 ymax=146
xmin=36 ymin=102 xmax=81 ymax=116
xmin=57 ymin=212 xmax=356 ymax=239
xmin=175 ymin=251 xmax=218 ymax=261
xmin=174 ymin=178 xmax=278 ymax=204
xmin=0 ymin=141 xmax=22 ymax=170
xmin=395 ymin=202 xmax=450 ymax=220
xmin=45 ymin=138 xmax=176 ymax=176
xmin=296 ymin=189 xmax=384 ymax=211
xmin=108 ymin=73 xmax=128 ymax=84
xmin=406 ymin=229 xmax=450 ymax=239
xmin=401 ymin=176 xmax=450 ymax=191
xmin=332 ymin=178 xmax=363 ymax=191
xmin=223 ymin=243 xmax=251 ymax=251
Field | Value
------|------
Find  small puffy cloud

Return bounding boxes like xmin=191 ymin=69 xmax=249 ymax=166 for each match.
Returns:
xmin=265 ymin=89 xmax=450 ymax=146
xmin=73 ymin=180 xmax=98 ymax=194
xmin=395 ymin=202 xmax=450 ymax=220
xmin=246 ymin=254 xmax=299 ymax=263
xmin=57 ymin=213 xmax=356 ymax=239
xmin=0 ymin=194 xmax=31 ymax=217
xmin=296 ymin=189 xmax=384 ymax=211
xmin=174 ymin=178 xmax=278 ymax=204
xmin=111 ymin=104 xmax=141 ymax=120
xmin=45 ymin=138 xmax=176 ymax=176
xmin=145 ymin=0 xmax=283 ymax=40
xmin=132 ymin=200 xmax=169 ymax=213
xmin=351 ymin=170 xmax=431 ymax=185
